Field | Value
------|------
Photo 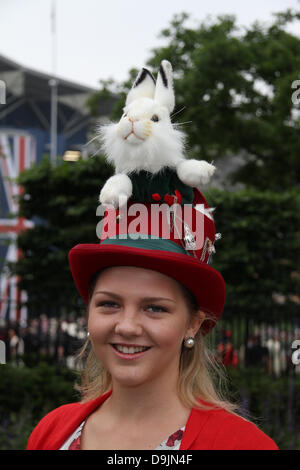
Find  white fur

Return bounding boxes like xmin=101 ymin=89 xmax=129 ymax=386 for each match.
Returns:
xmin=176 ymin=159 xmax=216 ymax=186
xmin=97 ymin=60 xmax=215 ymax=207
xmin=126 ymin=70 xmax=156 ymax=106
xmin=99 ymin=173 xmax=132 ymax=208
xmin=154 ymin=60 xmax=175 ymax=113
xmin=98 ymin=97 xmax=185 ymax=174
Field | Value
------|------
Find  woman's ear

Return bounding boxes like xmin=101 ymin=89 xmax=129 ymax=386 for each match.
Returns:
xmin=187 ymin=310 xmax=206 ymax=337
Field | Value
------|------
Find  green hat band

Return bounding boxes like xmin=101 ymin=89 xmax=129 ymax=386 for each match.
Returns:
xmin=100 ymin=234 xmax=193 ymax=256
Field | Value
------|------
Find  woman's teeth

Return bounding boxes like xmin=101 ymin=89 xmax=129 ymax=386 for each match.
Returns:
xmin=113 ymin=345 xmax=150 ymax=354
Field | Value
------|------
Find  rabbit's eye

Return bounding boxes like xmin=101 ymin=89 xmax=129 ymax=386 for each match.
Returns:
xmin=151 ymin=114 xmax=159 ymax=122
xmin=123 ymin=113 xmax=127 ymax=118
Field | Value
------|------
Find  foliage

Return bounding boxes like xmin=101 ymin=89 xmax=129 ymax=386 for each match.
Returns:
xmin=87 ymin=9 xmax=300 ymax=190
xmin=0 ymin=362 xmax=77 ymax=419
xmin=147 ymin=10 xmax=300 ymax=190
xmin=0 ymin=362 xmax=77 ymax=450
xmin=207 ymin=187 xmax=300 ymax=322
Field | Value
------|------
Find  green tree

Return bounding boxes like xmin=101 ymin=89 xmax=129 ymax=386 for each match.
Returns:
xmin=88 ymin=10 xmax=300 ymax=190
xmin=207 ymin=188 xmax=300 ymax=323
xmin=148 ymin=10 xmax=300 ymax=190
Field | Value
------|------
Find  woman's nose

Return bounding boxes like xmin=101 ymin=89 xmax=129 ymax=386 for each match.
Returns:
xmin=114 ymin=310 xmax=143 ymax=337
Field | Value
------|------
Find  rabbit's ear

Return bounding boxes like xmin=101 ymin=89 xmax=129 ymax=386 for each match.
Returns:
xmin=126 ymin=68 xmax=156 ymax=106
xmin=154 ymin=60 xmax=175 ymax=113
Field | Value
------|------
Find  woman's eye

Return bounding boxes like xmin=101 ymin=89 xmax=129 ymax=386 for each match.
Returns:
xmin=147 ymin=305 xmax=166 ymax=313
xmin=96 ymin=302 xmax=166 ymax=313
xmin=97 ymin=301 xmax=117 ymax=308
xmin=151 ymin=114 xmax=159 ymax=122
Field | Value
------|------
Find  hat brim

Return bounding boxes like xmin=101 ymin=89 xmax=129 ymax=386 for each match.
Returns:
xmin=68 ymin=243 xmax=225 ymax=334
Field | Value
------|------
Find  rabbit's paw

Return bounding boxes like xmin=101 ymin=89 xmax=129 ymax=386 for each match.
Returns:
xmin=177 ymin=159 xmax=216 ymax=187
xmin=99 ymin=174 xmax=132 ymax=208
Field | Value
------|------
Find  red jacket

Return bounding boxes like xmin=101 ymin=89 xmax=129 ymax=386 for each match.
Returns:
xmin=27 ymin=390 xmax=278 ymax=450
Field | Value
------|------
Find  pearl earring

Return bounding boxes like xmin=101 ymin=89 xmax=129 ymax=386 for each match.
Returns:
xmin=184 ymin=337 xmax=195 ymax=348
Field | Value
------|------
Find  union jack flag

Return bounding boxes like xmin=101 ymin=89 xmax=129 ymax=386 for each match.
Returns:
xmin=0 ymin=131 xmax=36 ymax=325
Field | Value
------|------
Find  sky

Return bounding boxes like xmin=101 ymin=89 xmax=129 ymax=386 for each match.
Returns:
xmin=0 ymin=0 xmax=300 ymax=90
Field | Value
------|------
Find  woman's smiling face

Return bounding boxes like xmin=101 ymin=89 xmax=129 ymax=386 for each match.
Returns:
xmin=88 ymin=266 xmax=204 ymax=389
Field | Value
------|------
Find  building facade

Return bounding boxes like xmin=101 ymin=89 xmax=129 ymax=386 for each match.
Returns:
xmin=0 ymin=54 xmax=113 ymax=325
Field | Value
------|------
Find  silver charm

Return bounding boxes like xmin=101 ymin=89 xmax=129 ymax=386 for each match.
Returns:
xmin=183 ymin=222 xmax=196 ymax=250
xmin=208 ymin=241 xmax=216 ymax=255
xmin=200 ymin=237 xmax=210 ymax=262
xmin=166 ymin=203 xmax=177 ymax=233
xmin=166 ymin=205 xmax=197 ymax=256
xmin=207 ymin=233 xmax=222 ymax=264
xmin=207 ymin=240 xmax=216 ymax=265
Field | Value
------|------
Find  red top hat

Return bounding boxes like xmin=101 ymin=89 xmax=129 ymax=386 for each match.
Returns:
xmin=68 ymin=186 xmax=225 ymax=335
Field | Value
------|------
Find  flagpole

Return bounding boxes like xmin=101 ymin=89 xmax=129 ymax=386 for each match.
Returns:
xmin=50 ymin=0 xmax=58 ymax=166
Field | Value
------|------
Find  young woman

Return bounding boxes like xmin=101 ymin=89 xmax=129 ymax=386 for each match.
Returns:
xmin=27 ymin=188 xmax=278 ymax=450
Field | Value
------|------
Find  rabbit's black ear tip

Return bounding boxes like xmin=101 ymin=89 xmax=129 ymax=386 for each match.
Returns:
xmin=134 ymin=68 xmax=156 ymax=88
xmin=159 ymin=64 xmax=168 ymax=88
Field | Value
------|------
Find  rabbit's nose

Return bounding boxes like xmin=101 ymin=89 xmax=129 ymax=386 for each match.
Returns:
xmin=128 ymin=117 xmax=140 ymax=124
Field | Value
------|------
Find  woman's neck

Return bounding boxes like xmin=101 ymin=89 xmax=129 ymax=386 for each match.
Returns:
xmin=102 ymin=374 xmax=189 ymax=425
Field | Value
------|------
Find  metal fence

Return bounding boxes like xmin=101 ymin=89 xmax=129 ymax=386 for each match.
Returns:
xmin=1 ymin=314 xmax=300 ymax=377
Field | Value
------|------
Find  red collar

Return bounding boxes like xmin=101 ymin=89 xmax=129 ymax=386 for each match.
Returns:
xmin=27 ymin=390 xmax=222 ymax=450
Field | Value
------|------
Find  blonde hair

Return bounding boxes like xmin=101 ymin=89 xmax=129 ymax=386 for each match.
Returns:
xmin=74 ymin=268 xmax=244 ymax=416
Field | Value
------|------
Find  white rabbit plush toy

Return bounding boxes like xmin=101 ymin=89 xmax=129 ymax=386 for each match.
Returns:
xmin=99 ymin=60 xmax=215 ymax=209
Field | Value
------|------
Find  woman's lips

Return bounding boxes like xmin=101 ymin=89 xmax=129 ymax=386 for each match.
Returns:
xmin=110 ymin=344 xmax=152 ymax=361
